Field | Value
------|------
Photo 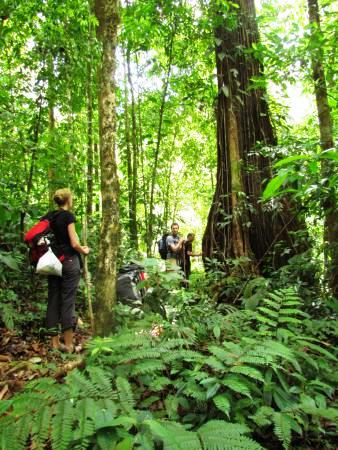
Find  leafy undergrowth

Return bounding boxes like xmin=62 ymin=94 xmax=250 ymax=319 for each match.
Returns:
xmin=0 ymin=286 xmax=337 ymax=450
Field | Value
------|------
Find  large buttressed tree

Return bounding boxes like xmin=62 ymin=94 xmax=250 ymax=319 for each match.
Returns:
xmin=94 ymin=0 xmax=120 ymax=336
xmin=203 ymin=0 xmax=303 ymax=271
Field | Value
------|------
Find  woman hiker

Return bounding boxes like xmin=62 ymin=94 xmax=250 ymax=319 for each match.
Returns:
xmin=42 ymin=188 xmax=90 ymax=352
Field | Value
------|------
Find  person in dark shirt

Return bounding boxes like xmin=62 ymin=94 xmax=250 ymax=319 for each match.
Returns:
xmin=42 ymin=188 xmax=90 ymax=352
xmin=181 ymin=233 xmax=202 ymax=281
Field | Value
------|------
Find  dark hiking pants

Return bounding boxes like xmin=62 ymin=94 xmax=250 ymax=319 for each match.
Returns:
xmin=46 ymin=256 xmax=81 ymax=334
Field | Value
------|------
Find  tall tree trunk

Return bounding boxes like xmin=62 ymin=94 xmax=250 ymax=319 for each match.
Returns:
xmin=137 ymin=92 xmax=149 ymax=243
xmin=86 ymin=43 xmax=94 ymax=219
xmin=203 ymin=0 xmax=302 ymax=273
xmin=163 ymin=126 xmax=177 ymax=229
xmin=47 ymin=54 xmax=56 ymax=209
xmin=48 ymin=100 xmax=56 ymax=209
xmin=307 ymin=0 xmax=337 ymax=296
xmin=94 ymin=0 xmax=120 ymax=336
xmin=123 ymin=57 xmax=134 ymax=242
xmin=94 ymin=142 xmax=101 ymax=213
xmin=126 ymin=47 xmax=138 ymax=250
xmin=147 ymin=24 xmax=176 ymax=256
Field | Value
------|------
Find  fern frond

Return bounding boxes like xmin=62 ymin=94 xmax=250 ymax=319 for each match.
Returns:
xmin=163 ymin=349 xmax=203 ymax=363
xmin=249 ymin=406 xmax=274 ymax=427
xmin=147 ymin=376 xmax=172 ymax=391
xmin=131 ymin=359 xmax=166 ymax=375
xmin=222 ymin=375 xmax=252 ymax=398
xmin=51 ymin=400 xmax=74 ymax=450
xmin=31 ymin=405 xmax=52 ymax=449
xmin=229 ymin=365 xmax=264 ymax=382
xmin=256 ymin=313 xmax=277 ymax=327
xmin=197 ymin=420 xmax=262 ymax=450
xmin=146 ymin=419 xmax=202 ymax=450
xmin=180 ymin=380 xmax=207 ymax=401
xmin=72 ymin=398 xmax=96 ymax=449
xmin=0 ymin=417 xmax=21 ymax=450
xmin=273 ymin=412 xmax=292 ymax=449
xmin=205 ymin=356 xmax=226 ymax=371
xmin=86 ymin=367 xmax=116 ymax=399
xmin=116 ymin=377 xmax=135 ymax=413
xmin=67 ymin=369 xmax=98 ymax=397
xmin=213 ymin=395 xmax=231 ymax=418
xmin=119 ymin=348 xmax=162 ymax=362
xmin=258 ymin=307 xmax=279 ymax=318
xmin=161 ymin=338 xmax=188 ymax=350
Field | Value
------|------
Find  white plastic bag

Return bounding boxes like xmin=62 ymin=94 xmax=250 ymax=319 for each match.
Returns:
xmin=36 ymin=247 xmax=62 ymax=277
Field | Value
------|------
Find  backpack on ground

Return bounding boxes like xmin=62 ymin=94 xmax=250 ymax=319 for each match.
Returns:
xmin=117 ymin=263 xmax=146 ymax=303
xmin=157 ymin=233 xmax=169 ymax=260
xmin=24 ymin=211 xmax=65 ymax=267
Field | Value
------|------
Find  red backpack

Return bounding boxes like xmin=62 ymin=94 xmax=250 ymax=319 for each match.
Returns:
xmin=24 ymin=212 xmax=65 ymax=266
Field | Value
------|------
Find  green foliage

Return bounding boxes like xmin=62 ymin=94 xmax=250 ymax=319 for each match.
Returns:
xmin=2 ymin=285 xmax=337 ymax=449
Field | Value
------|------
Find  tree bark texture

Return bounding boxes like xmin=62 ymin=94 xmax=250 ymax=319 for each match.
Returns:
xmin=307 ymin=0 xmax=337 ymax=296
xmin=94 ymin=0 xmax=120 ymax=336
xmin=203 ymin=0 xmax=302 ymax=272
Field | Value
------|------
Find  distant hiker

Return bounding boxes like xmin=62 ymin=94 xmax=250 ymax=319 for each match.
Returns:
xmin=181 ymin=233 xmax=202 ymax=281
xmin=42 ymin=188 xmax=90 ymax=352
xmin=166 ymin=222 xmax=185 ymax=267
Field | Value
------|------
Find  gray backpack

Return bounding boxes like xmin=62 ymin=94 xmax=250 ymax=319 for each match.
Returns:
xmin=117 ymin=263 xmax=145 ymax=303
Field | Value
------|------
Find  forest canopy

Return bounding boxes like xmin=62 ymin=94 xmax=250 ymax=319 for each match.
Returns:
xmin=0 ymin=0 xmax=337 ymax=449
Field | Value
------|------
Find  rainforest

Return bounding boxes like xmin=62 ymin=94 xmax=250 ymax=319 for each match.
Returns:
xmin=0 ymin=0 xmax=337 ymax=449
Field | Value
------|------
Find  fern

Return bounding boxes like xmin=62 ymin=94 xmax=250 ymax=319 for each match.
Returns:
xmin=31 ymin=405 xmax=52 ymax=449
xmin=72 ymin=398 xmax=96 ymax=449
xmin=213 ymin=395 xmax=231 ymax=418
xmin=197 ymin=420 xmax=262 ymax=450
xmin=146 ymin=419 xmax=202 ymax=450
xmin=229 ymin=365 xmax=264 ymax=383
xmin=255 ymin=287 xmax=304 ymax=336
xmin=147 ymin=375 xmax=172 ymax=391
xmin=85 ymin=366 xmax=116 ymax=399
xmin=273 ymin=412 xmax=292 ymax=449
xmin=67 ymin=369 xmax=99 ymax=397
xmin=205 ymin=355 xmax=226 ymax=371
xmin=0 ymin=417 xmax=21 ymax=450
xmin=131 ymin=359 xmax=166 ymax=375
xmin=222 ymin=375 xmax=252 ymax=398
xmin=51 ymin=400 xmax=74 ymax=450
xmin=116 ymin=376 xmax=135 ymax=414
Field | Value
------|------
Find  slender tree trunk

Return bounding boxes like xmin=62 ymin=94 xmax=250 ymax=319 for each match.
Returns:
xmin=203 ymin=0 xmax=303 ymax=273
xmin=47 ymin=54 xmax=57 ymax=209
xmin=94 ymin=142 xmax=101 ymax=213
xmin=163 ymin=127 xmax=177 ymax=229
xmin=48 ymin=101 xmax=56 ymax=209
xmin=123 ymin=58 xmax=134 ymax=241
xmin=126 ymin=47 xmax=138 ymax=250
xmin=307 ymin=0 xmax=337 ymax=296
xmin=94 ymin=0 xmax=120 ymax=336
xmin=137 ymin=93 xmax=149 ymax=241
xmin=147 ymin=24 xmax=176 ymax=256
xmin=86 ymin=47 xmax=94 ymax=219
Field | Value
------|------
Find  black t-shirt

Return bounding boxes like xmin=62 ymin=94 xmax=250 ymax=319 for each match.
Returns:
xmin=41 ymin=210 xmax=77 ymax=257
xmin=183 ymin=241 xmax=192 ymax=268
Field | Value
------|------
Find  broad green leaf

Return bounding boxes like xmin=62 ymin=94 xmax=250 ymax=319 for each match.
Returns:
xmin=262 ymin=172 xmax=289 ymax=201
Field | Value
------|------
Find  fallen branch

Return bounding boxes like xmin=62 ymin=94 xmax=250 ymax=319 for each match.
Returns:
xmin=53 ymin=357 xmax=85 ymax=379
